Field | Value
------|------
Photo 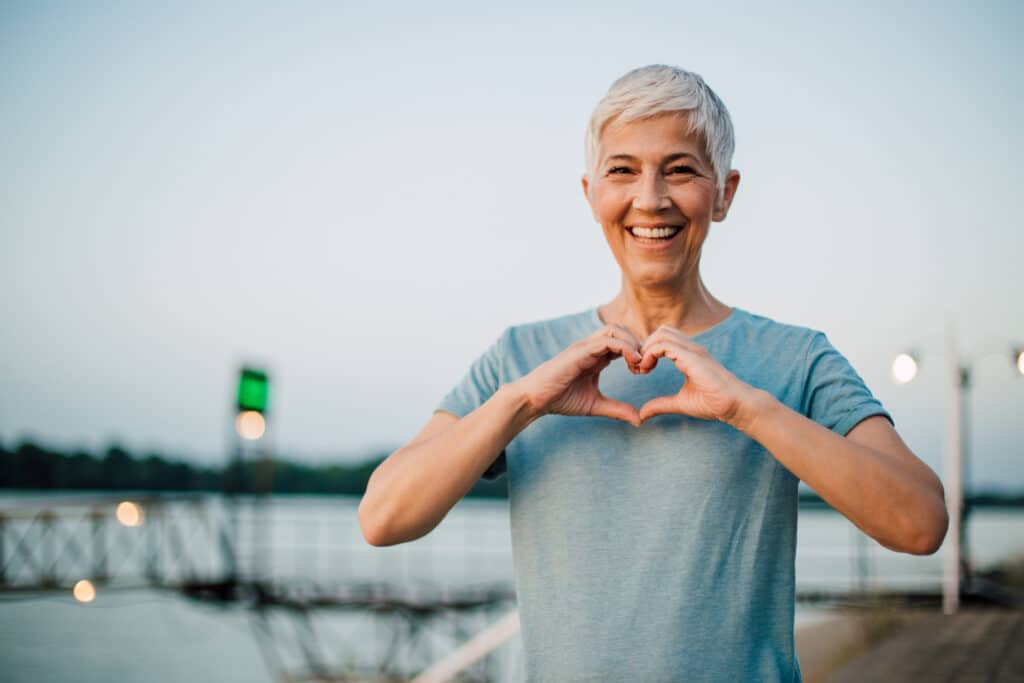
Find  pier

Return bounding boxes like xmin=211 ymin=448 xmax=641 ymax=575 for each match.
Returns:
xmin=827 ymin=609 xmax=1023 ymax=682
xmin=0 ymin=494 xmax=515 ymax=682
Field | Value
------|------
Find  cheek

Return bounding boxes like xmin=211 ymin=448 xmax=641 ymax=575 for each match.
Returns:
xmin=600 ymin=222 xmax=622 ymax=250
xmin=681 ymin=186 xmax=718 ymax=219
xmin=592 ymin=190 xmax=628 ymax=225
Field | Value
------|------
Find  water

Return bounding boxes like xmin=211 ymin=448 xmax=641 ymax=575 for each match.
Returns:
xmin=0 ymin=589 xmax=270 ymax=683
xmin=1 ymin=492 xmax=1021 ymax=682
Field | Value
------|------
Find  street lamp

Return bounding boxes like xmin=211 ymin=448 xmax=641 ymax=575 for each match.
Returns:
xmin=227 ymin=366 xmax=274 ymax=583
xmin=891 ymin=352 xmax=920 ymax=384
xmin=236 ymin=368 xmax=270 ymax=440
xmin=235 ymin=411 xmax=266 ymax=441
xmin=893 ymin=337 xmax=1023 ymax=615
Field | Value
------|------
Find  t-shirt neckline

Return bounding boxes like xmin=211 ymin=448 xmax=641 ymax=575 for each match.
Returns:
xmin=587 ymin=305 xmax=743 ymax=343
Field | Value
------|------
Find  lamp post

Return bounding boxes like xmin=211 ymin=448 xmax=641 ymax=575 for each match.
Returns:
xmin=892 ymin=337 xmax=1023 ymax=615
xmin=226 ymin=366 xmax=272 ymax=584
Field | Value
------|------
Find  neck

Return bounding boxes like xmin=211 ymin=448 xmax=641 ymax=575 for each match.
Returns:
xmin=599 ymin=272 xmax=731 ymax=339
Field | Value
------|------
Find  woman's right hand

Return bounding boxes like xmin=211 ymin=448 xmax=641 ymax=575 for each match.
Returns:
xmin=513 ymin=324 xmax=644 ymax=427
xmin=359 ymin=324 xmax=642 ymax=546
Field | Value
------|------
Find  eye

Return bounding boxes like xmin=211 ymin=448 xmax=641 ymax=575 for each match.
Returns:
xmin=667 ymin=164 xmax=698 ymax=175
xmin=606 ymin=166 xmax=633 ymax=175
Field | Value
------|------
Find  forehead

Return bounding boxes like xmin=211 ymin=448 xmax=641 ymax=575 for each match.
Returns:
xmin=598 ymin=113 xmax=708 ymax=162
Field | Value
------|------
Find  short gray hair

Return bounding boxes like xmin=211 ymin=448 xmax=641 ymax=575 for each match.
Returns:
xmin=584 ymin=64 xmax=735 ymax=196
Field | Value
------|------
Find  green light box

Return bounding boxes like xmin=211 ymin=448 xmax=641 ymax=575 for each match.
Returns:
xmin=237 ymin=368 xmax=269 ymax=413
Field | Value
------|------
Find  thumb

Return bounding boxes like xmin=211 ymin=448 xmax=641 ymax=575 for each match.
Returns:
xmin=638 ymin=396 xmax=680 ymax=423
xmin=590 ymin=395 xmax=642 ymax=427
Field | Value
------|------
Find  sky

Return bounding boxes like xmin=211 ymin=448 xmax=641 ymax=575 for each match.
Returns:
xmin=1 ymin=1 xmax=1022 ymax=488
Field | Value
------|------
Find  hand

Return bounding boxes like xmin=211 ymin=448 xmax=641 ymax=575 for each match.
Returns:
xmin=516 ymin=324 xmax=644 ymax=427
xmin=637 ymin=325 xmax=755 ymax=426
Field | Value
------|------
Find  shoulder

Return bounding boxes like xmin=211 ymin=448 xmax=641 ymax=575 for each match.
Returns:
xmin=501 ymin=307 xmax=601 ymax=354
xmin=723 ymin=308 xmax=824 ymax=357
xmin=482 ymin=308 xmax=601 ymax=378
xmin=718 ymin=309 xmax=856 ymax=408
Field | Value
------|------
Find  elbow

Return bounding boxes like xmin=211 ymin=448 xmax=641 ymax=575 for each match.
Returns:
xmin=358 ymin=481 xmax=430 ymax=547
xmin=904 ymin=518 xmax=947 ymax=556
xmin=358 ymin=460 xmax=407 ymax=547
xmin=358 ymin=496 xmax=396 ymax=547
xmin=358 ymin=472 xmax=397 ymax=547
xmin=900 ymin=491 xmax=949 ymax=556
xmin=358 ymin=499 xmax=434 ymax=547
xmin=357 ymin=456 xmax=442 ymax=547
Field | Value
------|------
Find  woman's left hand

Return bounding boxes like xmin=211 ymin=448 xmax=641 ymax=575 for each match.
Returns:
xmin=636 ymin=325 xmax=757 ymax=427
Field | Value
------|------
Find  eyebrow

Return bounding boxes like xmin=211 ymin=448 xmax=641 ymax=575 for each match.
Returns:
xmin=604 ymin=152 xmax=703 ymax=165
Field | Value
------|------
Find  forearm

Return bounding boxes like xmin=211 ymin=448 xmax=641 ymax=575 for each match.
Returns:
xmin=734 ymin=389 xmax=947 ymax=555
xmin=359 ymin=383 xmax=538 ymax=546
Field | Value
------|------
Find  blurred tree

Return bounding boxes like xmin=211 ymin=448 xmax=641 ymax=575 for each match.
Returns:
xmin=0 ymin=440 xmax=509 ymax=498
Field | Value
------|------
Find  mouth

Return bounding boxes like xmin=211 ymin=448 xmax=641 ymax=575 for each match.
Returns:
xmin=626 ymin=225 xmax=684 ymax=244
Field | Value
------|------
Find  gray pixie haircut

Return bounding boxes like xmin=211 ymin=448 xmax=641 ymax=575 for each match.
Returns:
xmin=585 ymin=64 xmax=736 ymax=196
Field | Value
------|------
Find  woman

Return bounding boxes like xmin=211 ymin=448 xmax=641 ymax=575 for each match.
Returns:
xmin=359 ymin=65 xmax=947 ymax=681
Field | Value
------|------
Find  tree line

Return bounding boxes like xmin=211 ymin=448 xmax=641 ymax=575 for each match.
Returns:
xmin=0 ymin=439 xmax=508 ymax=498
xmin=2 ymin=438 xmax=1022 ymax=507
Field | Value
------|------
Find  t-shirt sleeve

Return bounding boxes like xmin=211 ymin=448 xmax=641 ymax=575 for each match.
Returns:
xmin=800 ymin=332 xmax=894 ymax=436
xmin=435 ymin=329 xmax=510 ymax=480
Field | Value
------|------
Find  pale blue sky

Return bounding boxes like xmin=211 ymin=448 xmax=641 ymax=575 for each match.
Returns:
xmin=1 ymin=2 xmax=1021 ymax=487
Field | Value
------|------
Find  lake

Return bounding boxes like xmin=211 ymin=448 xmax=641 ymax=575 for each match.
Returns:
xmin=1 ymin=492 xmax=1021 ymax=682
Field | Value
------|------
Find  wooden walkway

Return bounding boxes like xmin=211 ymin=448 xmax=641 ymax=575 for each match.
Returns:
xmin=828 ymin=610 xmax=1023 ymax=682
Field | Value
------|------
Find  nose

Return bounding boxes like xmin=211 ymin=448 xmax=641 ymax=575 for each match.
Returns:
xmin=631 ymin=172 xmax=671 ymax=213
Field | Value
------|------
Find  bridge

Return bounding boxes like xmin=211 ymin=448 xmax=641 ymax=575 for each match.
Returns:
xmin=4 ymin=492 xmax=1012 ymax=682
xmin=0 ymin=493 xmax=516 ymax=682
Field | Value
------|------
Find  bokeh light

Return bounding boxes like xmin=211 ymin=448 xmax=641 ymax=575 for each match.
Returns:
xmin=116 ymin=501 xmax=144 ymax=527
xmin=892 ymin=353 xmax=919 ymax=384
xmin=236 ymin=410 xmax=266 ymax=440
xmin=72 ymin=579 xmax=96 ymax=603
xmin=1016 ymin=348 xmax=1024 ymax=376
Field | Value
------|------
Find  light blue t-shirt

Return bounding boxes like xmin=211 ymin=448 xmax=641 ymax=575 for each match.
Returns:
xmin=438 ymin=307 xmax=891 ymax=682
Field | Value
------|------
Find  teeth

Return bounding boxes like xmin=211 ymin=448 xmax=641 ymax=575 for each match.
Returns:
xmin=630 ymin=226 xmax=681 ymax=239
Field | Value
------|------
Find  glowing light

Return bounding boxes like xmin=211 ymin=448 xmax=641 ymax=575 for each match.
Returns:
xmin=73 ymin=579 xmax=96 ymax=603
xmin=116 ymin=501 xmax=144 ymax=527
xmin=1017 ymin=349 xmax=1024 ymax=376
xmin=892 ymin=353 xmax=919 ymax=384
xmin=236 ymin=410 xmax=266 ymax=440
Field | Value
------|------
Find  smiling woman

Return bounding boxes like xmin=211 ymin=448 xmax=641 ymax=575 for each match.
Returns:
xmin=583 ymin=112 xmax=739 ymax=305
xmin=358 ymin=64 xmax=947 ymax=682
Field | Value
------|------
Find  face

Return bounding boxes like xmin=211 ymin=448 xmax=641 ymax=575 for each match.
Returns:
xmin=582 ymin=113 xmax=739 ymax=291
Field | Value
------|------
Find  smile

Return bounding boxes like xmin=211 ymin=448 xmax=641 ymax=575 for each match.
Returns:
xmin=627 ymin=225 xmax=683 ymax=241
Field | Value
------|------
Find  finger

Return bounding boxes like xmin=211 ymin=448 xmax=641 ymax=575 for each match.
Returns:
xmin=638 ymin=395 xmax=681 ymax=422
xmin=591 ymin=354 xmax=614 ymax=374
xmin=592 ymin=326 xmax=643 ymax=366
xmin=641 ymin=326 xmax=704 ymax=355
xmin=612 ymin=325 xmax=646 ymax=372
xmin=591 ymin=395 xmax=642 ymax=427
xmin=639 ymin=326 xmax=679 ymax=353
xmin=606 ymin=323 xmax=643 ymax=350
xmin=638 ymin=340 xmax=689 ymax=372
xmin=584 ymin=335 xmax=642 ymax=367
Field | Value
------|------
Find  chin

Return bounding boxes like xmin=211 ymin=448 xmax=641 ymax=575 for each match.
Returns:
xmin=626 ymin=266 xmax=686 ymax=291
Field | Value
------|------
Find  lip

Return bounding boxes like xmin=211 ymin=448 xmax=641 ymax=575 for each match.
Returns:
xmin=625 ymin=225 xmax=685 ymax=251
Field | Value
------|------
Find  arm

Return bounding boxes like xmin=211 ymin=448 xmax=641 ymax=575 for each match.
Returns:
xmin=735 ymin=399 xmax=947 ymax=555
xmin=358 ymin=386 xmax=536 ymax=546
xmin=358 ymin=325 xmax=644 ymax=546
xmin=638 ymin=326 xmax=948 ymax=556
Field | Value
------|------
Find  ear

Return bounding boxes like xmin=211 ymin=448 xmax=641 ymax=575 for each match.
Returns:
xmin=712 ymin=170 xmax=741 ymax=222
xmin=581 ymin=174 xmax=598 ymax=221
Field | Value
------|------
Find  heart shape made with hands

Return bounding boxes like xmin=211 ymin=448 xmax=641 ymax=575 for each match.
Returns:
xmin=607 ymin=347 xmax=692 ymax=426
xmin=580 ymin=327 xmax=744 ymax=427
